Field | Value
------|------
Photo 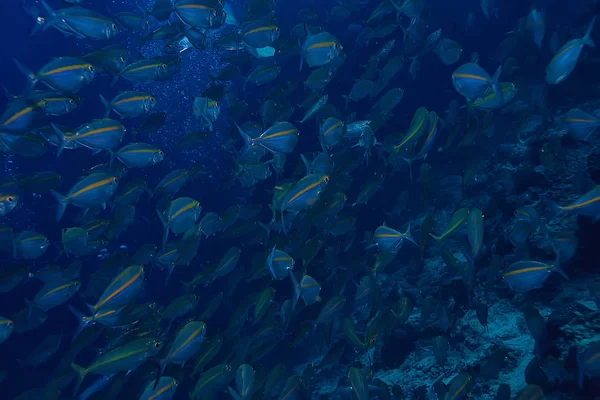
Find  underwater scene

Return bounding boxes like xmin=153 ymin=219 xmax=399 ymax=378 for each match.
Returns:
xmin=1 ymin=0 xmax=600 ymax=399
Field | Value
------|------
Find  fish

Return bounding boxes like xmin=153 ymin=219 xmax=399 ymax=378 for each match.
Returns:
xmin=51 ymin=173 xmax=118 ymax=221
xmin=546 ymin=17 xmax=596 ymax=84
xmin=111 ymin=143 xmax=164 ymax=168
xmin=300 ymin=30 xmax=343 ymax=71
xmin=562 ymin=108 xmax=600 ymax=141
xmin=237 ymin=121 xmax=299 ymax=154
xmin=502 ymin=260 xmax=568 ymax=292
xmin=430 ymin=208 xmax=470 ymax=241
xmin=100 ymin=91 xmax=155 ymax=119
xmin=14 ymin=57 xmax=95 ymax=93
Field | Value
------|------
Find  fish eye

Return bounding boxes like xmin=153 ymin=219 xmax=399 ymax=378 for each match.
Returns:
xmin=112 ymin=24 xmax=117 ymax=30
xmin=7 ymin=196 xmax=13 ymax=202
xmin=161 ymin=63 xmax=167 ymax=68
xmin=7 ymin=321 xmax=13 ymax=328
xmin=41 ymin=142 xmax=47 ymax=147
xmin=120 ymin=56 xmax=126 ymax=62
xmin=69 ymin=99 xmax=75 ymax=104
xmin=154 ymin=341 xmax=161 ymax=348
xmin=37 ymin=16 xmax=44 ymax=23
xmin=150 ymin=97 xmax=155 ymax=102
xmin=112 ymin=177 xmax=118 ymax=183
xmin=193 ymin=295 xmax=199 ymax=300
xmin=88 ymin=65 xmax=94 ymax=72
xmin=323 ymin=176 xmax=329 ymax=183
xmin=159 ymin=150 xmax=164 ymax=156
xmin=74 ymin=281 xmax=80 ymax=286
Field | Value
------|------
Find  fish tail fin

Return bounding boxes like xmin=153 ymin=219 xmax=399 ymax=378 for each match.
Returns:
xmin=50 ymin=189 xmax=68 ymax=222
xmin=343 ymin=95 xmax=349 ymax=111
xmin=585 ymin=16 xmax=597 ymax=47
xmin=109 ymin=75 xmax=119 ymax=89
xmin=401 ymin=157 xmax=414 ymax=183
xmin=403 ymin=221 xmax=418 ymax=247
xmin=554 ymin=253 xmax=569 ymax=281
xmin=491 ymin=65 xmax=503 ymax=103
xmin=152 ymin=361 xmax=166 ymax=390
xmin=50 ymin=122 xmax=66 ymax=158
xmin=540 ymin=196 xmax=560 ymax=221
xmin=99 ymin=94 xmax=111 ymax=118
xmin=301 ymin=154 xmax=311 ymax=176
xmin=69 ymin=305 xmax=91 ymax=342
xmin=71 ymin=363 xmax=88 ymax=395
xmin=234 ymin=121 xmax=254 ymax=148
xmin=429 ymin=233 xmax=442 ymax=241
xmin=13 ymin=59 xmax=37 ymax=94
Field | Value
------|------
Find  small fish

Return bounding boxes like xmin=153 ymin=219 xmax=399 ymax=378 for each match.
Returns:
xmin=430 ymin=208 xmax=470 ymax=241
xmin=237 ymin=121 xmax=299 ymax=154
xmin=51 ymin=173 xmax=118 ymax=221
xmin=300 ymin=31 xmax=343 ymax=71
xmin=13 ymin=230 xmax=50 ymax=260
xmin=562 ymin=108 xmax=600 ymax=141
xmin=111 ymin=143 xmax=164 ymax=168
xmin=467 ymin=208 xmax=484 ymax=259
xmin=526 ymin=8 xmax=545 ymax=48
xmin=100 ymin=91 xmax=155 ymax=119
xmin=502 ymin=260 xmax=568 ymax=292
xmin=14 ymin=57 xmax=95 ymax=93
xmin=546 ymin=17 xmax=596 ymax=85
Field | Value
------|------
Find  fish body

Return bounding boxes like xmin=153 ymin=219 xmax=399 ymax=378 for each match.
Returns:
xmin=503 ymin=260 xmax=568 ymax=292
xmin=112 ymin=143 xmax=164 ymax=168
xmin=546 ymin=17 xmax=596 ymax=84
xmin=101 ymin=91 xmax=155 ymax=119
xmin=51 ymin=173 xmax=118 ymax=221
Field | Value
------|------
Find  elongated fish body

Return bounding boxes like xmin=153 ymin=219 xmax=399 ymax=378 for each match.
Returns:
xmin=546 ymin=17 xmax=596 ymax=84
xmin=0 ymin=99 xmax=47 ymax=132
xmin=502 ymin=261 xmax=567 ymax=292
xmin=554 ymin=185 xmax=600 ymax=219
xmin=113 ymin=143 xmax=164 ymax=168
xmin=140 ymin=377 xmax=178 ymax=400
xmin=267 ymin=246 xmax=294 ymax=280
xmin=238 ymin=121 xmax=299 ymax=154
xmin=159 ymin=197 xmax=201 ymax=246
xmin=71 ymin=337 xmax=163 ymax=394
xmin=161 ymin=321 xmax=206 ymax=368
xmin=214 ymin=247 xmax=242 ymax=277
xmin=13 ymin=230 xmax=50 ymax=260
xmin=283 ymin=174 xmax=329 ymax=215
xmin=154 ymin=169 xmax=191 ymax=197
xmin=452 ymin=63 xmax=493 ymax=101
xmin=52 ymin=119 xmax=125 ymax=156
xmin=101 ymin=91 xmax=155 ymax=118
xmin=301 ymin=31 xmax=343 ymax=70
xmin=562 ymin=108 xmax=600 ymax=141
xmin=30 ymin=280 xmax=80 ymax=313
xmin=40 ymin=1 xmax=118 ymax=40
xmin=114 ymin=12 xmax=150 ymax=32
xmin=174 ymin=1 xmax=225 ymax=28
xmin=51 ymin=173 xmax=118 ymax=221
xmin=117 ymin=59 xmax=168 ymax=84
xmin=320 ymin=117 xmax=344 ymax=149
xmin=242 ymin=20 xmax=280 ymax=47
xmin=430 ymin=208 xmax=470 ymax=241
xmin=373 ymin=224 xmax=414 ymax=253
xmin=90 ymin=265 xmax=145 ymax=314
xmin=299 ymin=94 xmax=328 ymax=123
xmin=15 ymin=57 xmax=95 ymax=93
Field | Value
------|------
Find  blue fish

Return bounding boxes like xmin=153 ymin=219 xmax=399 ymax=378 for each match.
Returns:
xmin=546 ymin=17 xmax=596 ymax=85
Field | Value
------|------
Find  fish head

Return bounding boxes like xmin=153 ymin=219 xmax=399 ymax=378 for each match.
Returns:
xmin=105 ymin=22 xmax=119 ymax=40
